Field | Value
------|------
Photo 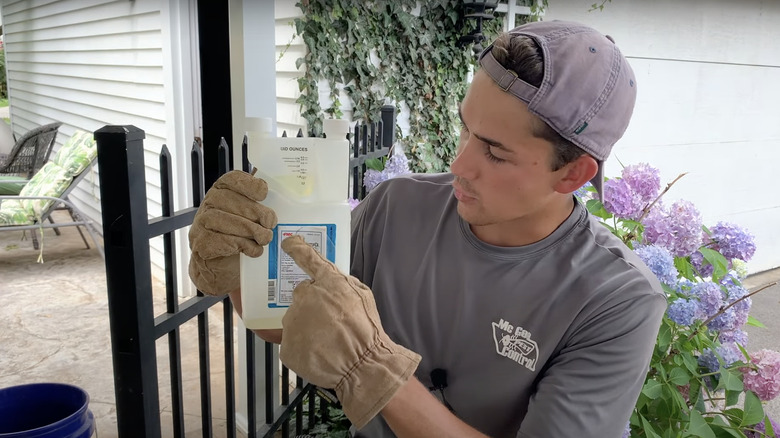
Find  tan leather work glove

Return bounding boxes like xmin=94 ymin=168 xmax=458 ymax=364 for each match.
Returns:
xmin=279 ymin=235 xmax=421 ymax=429
xmin=188 ymin=170 xmax=277 ymax=296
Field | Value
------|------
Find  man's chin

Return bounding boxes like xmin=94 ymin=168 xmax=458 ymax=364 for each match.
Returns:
xmin=456 ymin=203 xmax=489 ymax=226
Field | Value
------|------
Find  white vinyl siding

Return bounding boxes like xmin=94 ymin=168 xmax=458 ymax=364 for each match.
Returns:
xmin=1 ymin=0 xmax=170 ymax=277
xmin=274 ymin=0 xmax=306 ymax=136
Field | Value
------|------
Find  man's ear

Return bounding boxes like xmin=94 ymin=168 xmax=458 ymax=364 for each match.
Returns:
xmin=554 ymin=154 xmax=598 ymax=194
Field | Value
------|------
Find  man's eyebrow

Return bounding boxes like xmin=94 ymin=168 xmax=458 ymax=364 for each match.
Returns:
xmin=458 ymin=106 xmax=514 ymax=153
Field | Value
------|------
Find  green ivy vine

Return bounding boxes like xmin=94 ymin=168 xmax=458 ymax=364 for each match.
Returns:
xmin=293 ymin=0 xmax=508 ymax=172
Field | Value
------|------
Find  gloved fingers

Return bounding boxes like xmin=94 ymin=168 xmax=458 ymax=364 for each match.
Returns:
xmin=192 ymin=228 xmax=266 ymax=259
xmin=203 ymin=188 xmax=277 ymax=229
xmin=281 ymin=235 xmax=340 ymax=281
xmin=212 ymin=170 xmax=269 ymax=202
xmin=197 ymin=209 xmax=274 ymax=246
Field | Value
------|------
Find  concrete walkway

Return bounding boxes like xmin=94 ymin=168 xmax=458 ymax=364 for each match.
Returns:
xmin=1 ymin=210 xmax=779 ymax=435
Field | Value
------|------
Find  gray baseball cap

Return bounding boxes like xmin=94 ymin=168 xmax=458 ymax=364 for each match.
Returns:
xmin=478 ymin=20 xmax=637 ymax=199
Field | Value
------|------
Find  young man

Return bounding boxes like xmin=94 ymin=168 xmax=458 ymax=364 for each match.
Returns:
xmin=189 ymin=20 xmax=666 ymax=437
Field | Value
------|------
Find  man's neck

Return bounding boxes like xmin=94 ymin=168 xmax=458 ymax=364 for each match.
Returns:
xmin=469 ymin=196 xmax=576 ymax=247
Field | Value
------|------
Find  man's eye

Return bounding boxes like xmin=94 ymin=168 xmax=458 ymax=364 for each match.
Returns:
xmin=484 ymin=145 xmax=506 ymax=164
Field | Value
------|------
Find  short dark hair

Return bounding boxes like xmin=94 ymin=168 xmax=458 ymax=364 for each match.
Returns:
xmin=490 ymin=33 xmax=585 ymax=171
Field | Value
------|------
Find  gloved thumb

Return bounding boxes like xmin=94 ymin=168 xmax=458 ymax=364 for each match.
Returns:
xmin=281 ymin=235 xmax=339 ymax=281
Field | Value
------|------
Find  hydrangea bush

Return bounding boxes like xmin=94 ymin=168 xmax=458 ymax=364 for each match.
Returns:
xmin=584 ymin=163 xmax=779 ymax=437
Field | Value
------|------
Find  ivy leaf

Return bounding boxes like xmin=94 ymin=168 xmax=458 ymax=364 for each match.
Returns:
xmin=746 ymin=315 xmax=766 ymax=328
xmin=741 ymin=391 xmax=765 ymax=427
xmin=688 ymin=409 xmax=716 ymax=438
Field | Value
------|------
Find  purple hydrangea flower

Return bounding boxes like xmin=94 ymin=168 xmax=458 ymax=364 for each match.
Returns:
xmin=675 ymin=278 xmax=695 ymax=296
xmin=710 ymin=222 xmax=757 ymax=262
xmin=643 ymin=200 xmax=703 ymax=257
xmin=363 ymin=150 xmax=411 ymax=192
xmin=383 ymin=149 xmax=411 ymax=176
xmin=743 ymin=349 xmax=780 ymax=401
xmin=699 ymin=342 xmax=742 ymax=372
xmin=574 ymin=182 xmax=594 ymax=201
xmin=707 ymin=307 xmax=738 ymax=332
xmin=363 ymin=168 xmax=387 ymax=192
xmin=690 ymin=281 xmax=723 ymax=319
xmin=622 ymin=163 xmax=661 ymax=204
xmin=720 ymin=329 xmax=749 ymax=347
xmin=725 ymin=283 xmax=751 ymax=315
xmin=621 ymin=421 xmax=631 ymax=438
xmin=667 ymin=298 xmax=699 ymax=326
xmin=690 ymin=250 xmax=715 ymax=278
xmin=634 ymin=244 xmax=679 ymax=287
xmin=745 ymin=415 xmax=780 ymax=438
xmin=603 ymin=178 xmax=644 ymax=219
xmin=347 ymin=198 xmax=361 ymax=210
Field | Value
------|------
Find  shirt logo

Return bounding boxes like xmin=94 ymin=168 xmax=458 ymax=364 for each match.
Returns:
xmin=492 ymin=318 xmax=538 ymax=372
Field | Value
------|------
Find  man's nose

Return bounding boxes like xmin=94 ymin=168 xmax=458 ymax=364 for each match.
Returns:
xmin=450 ymin=137 xmax=479 ymax=180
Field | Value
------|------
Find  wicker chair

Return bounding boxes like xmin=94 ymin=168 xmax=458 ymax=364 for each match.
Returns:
xmin=0 ymin=122 xmax=62 ymax=179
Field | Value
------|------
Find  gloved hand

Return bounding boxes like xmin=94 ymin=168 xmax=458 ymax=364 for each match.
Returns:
xmin=188 ymin=170 xmax=277 ymax=296
xmin=279 ymin=235 xmax=421 ymax=429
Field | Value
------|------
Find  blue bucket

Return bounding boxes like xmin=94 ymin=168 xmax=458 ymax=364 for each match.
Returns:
xmin=0 ymin=383 xmax=95 ymax=438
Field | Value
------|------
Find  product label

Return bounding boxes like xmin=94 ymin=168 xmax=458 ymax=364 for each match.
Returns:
xmin=267 ymin=224 xmax=337 ymax=308
xmin=279 ymin=148 xmax=311 ymax=192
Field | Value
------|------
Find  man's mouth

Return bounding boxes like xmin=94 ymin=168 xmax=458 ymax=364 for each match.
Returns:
xmin=452 ymin=181 xmax=477 ymax=202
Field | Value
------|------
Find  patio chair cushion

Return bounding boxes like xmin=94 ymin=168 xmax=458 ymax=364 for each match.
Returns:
xmin=0 ymin=161 xmax=73 ymax=226
xmin=0 ymin=199 xmax=30 ymax=225
xmin=19 ymin=162 xmax=72 ymax=218
xmin=0 ymin=176 xmax=28 ymax=195
xmin=52 ymin=130 xmax=96 ymax=177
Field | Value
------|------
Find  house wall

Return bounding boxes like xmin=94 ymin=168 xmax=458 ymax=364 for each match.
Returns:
xmin=544 ymin=0 xmax=780 ymax=274
xmin=1 ymin=0 xmax=198 ymax=281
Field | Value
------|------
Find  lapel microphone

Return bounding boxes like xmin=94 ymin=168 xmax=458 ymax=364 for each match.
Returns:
xmin=430 ymin=368 xmax=455 ymax=412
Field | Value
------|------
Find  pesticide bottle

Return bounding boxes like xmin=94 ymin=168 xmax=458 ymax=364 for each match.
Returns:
xmin=239 ymin=118 xmax=351 ymax=329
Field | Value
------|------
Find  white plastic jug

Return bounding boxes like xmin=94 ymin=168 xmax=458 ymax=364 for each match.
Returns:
xmin=240 ymin=118 xmax=351 ymax=329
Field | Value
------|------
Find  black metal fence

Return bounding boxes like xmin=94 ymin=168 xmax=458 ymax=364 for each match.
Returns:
xmin=95 ymin=107 xmax=395 ymax=437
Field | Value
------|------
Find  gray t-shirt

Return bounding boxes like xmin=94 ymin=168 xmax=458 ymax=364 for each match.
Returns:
xmin=350 ymin=173 xmax=666 ymax=438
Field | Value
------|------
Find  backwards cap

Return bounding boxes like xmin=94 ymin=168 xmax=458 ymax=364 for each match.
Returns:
xmin=478 ymin=20 xmax=637 ymax=199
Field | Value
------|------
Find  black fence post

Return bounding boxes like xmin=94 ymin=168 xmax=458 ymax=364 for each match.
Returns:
xmin=94 ymin=125 xmax=161 ymax=438
xmin=381 ymin=105 xmax=396 ymax=147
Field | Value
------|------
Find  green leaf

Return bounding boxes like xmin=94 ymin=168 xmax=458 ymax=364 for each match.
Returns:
xmin=364 ymin=158 xmax=385 ymax=171
xmin=765 ymin=416 xmax=777 ymax=437
xmin=642 ymin=378 xmax=664 ymax=400
xmin=710 ymin=416 xmax=745 ymax=438
xmin=657 ymin=322 xmax=673 ymax=351
xmin=675 ymin=256 xmax=696 ymax=281
xmin=725 ymin=389 xmax=741 ymax=407
xmin=586 ymin=199 xmax=612 ymax=219
xmin=716 ymin=369 xmax=744 ymax=392
xmin=741 ymin=391 xmax=765 ymax=427
xmin=723 ymin=407 xmax=744 ymax=424
xmin=669 ymin=367 xmax=691 ymax=386
xmin=699 ymin=247 xmax=729 ymax=280
xmin=682 ymin=352 xmax=700 ymax=375
xmin=688 ymin=409 xmax=717 ymax=438
xmin=746 ymin=315 xmax=766 ymax=328
xmin=641 ymin=416 xmax=663 ymax=438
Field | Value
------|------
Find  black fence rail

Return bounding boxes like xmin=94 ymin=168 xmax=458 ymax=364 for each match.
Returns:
xmin=95 ymin=108 xmax=395 ymax=437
